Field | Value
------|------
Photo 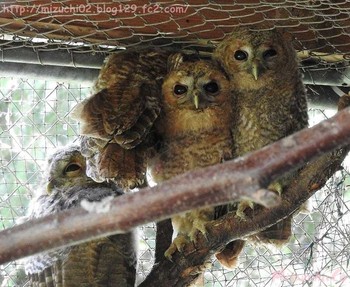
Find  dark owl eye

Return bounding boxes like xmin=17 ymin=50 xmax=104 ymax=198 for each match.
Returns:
xmin=263 ymin=49 xmax=277 ymax=60
xmin=174 ymin=84 xmax=187 ymax=96
xmin=234 ymin=50 xmax=248 ymax=61
xmin=65 ymin=163 xmax=81 ymax=173
xmin=204 ymin=81 xmax=219 ymax=93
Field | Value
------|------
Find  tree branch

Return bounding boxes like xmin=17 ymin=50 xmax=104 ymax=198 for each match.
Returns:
xmin=0 ymin=107 xmax=350 ymax=268
xmin=140 ymin=146 xmax=349 ymax=286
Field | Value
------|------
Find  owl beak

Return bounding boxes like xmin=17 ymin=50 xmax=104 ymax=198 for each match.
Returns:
xmin=46 ymin=183 xmax=52 ymax=193
xmin=252 ymin=63 xmax=259 ymax=81
xmin=193 ymin=94 xmax=199 ymax=109
xmin=46 ymin=179 xmax=55 ymax=193
xmin=251 ymin=62 xmax=267 ymax=81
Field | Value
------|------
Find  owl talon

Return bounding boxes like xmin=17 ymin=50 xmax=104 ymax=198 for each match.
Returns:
xmin=164 ymin=244 xmax=176 ymax=261
xmin=189 ymin=219 xmax=208 ymax=242
xmin=164 ymin=234 xmax=188 ymax=260
xmin=268 ymin=181 xmax=283 ymax=196
xmin=235 ymin=200 xmax=254 ymax=221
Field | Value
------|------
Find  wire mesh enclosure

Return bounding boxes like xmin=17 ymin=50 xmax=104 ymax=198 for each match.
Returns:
xmin=0 ymin=1 xmax=349 ymax=286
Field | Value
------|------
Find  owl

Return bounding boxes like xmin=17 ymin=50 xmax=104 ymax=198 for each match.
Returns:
xmin=213 ymin=26 xmax=309 ymax=266
xmin=71 ymin=48 xmax=175 ymax=189
xmin=24 ymin=144 xmax=137 ymax=287
xmin=147 ymin=53 xmax=234 ymax=261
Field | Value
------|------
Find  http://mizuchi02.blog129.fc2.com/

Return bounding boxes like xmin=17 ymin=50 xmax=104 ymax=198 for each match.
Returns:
xmin=0 ymin=3 xmax=190 ymax=16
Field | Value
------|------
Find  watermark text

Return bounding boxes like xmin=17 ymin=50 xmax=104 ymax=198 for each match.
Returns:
xmin=1 ymin=3 xmax=189 ymax=16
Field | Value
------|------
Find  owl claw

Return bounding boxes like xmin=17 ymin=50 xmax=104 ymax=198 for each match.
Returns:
xmin=268 ymin=181 xmax=283 ymax=196
xmin=164 ymin=234 xmax=188 ymax=260
xmin=165 ymin=220 xmax=211 ymax=261
xmin=189 ymin=219 xmax=208 ymax=242
xmin=235 ymin=200 xmax=255 ymax=221
xmin=164 ymin=244 xmax=176 ymax=261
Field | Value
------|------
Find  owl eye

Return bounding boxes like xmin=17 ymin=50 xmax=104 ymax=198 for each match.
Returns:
xmin=234 ymin=50 xmax=248 ymax=61
xmin=65 ymin=163 xmax=82 ymax=174
xmin=174 ymin=84 xmax=188 ymax=96
xmin=204 ymin=81 xmax=219 ymax=93
xmin=263 ymin=49 xmax=277 ymax=60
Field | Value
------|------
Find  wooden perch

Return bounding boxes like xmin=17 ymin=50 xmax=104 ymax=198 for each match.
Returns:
xmin=0 ymin=106 xmax=350 ymax=272
xmin=141 ymin=146 xmax=349 ymax=286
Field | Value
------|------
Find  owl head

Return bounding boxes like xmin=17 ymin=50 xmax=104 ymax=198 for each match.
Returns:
xmin=162 ymin=53 xmax=230 ymax=111
xmin=44 ymin=144 xmax=92 ymax=193
xmin=213 ymin=26 xmax=297 ymax=88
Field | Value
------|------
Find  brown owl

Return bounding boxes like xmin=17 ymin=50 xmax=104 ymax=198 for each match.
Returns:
xmin=71 ymin=48 xmax=175 ymax=189
xmin=24 ymin=145 xmax=137 ymax=287
xmin=213 ymin=26 xmax=309 ymax=266
xmin=147 ymin=54 xmax=234 ymax=261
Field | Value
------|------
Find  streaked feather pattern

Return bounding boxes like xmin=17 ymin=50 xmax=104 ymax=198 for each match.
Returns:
xmin=24 ymin=145 xmax=137 ymax=287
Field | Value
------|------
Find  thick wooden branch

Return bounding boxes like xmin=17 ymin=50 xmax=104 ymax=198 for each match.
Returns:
xmin=140 ymin=147 xmax=349 ymax=286
xmin=0 ymin=107 xmax=350 ymax=267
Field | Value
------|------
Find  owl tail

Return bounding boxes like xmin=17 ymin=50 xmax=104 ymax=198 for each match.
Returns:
xmin=189 ymin=274 xmax=205 ymax=287
xmin=251 ymin=216 xmax=292 ymax=246
xmin=215 ymin=240 xmax=245 ymax=270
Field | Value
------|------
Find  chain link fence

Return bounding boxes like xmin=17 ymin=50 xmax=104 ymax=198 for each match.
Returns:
xmin=0 ymin=1 xmax=349 ymax=286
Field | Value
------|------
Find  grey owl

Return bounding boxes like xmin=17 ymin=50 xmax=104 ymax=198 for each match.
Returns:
xmin=24 ymin=144 xmax=137 ymax=287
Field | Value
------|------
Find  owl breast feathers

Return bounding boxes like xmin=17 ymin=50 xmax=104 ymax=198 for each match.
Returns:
xmin=24 ymin=145 xmax=137 ymax=287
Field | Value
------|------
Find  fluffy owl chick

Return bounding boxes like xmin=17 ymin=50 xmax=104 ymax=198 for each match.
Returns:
xmin=213 ymin=26 xmax=308 ymax=154
xmin=71 ymin=48 xmax=174 ymax=188
xmin=147 ymin=54 xmax=234 ymax=260
xmin=24 ymin=145 xmax=137 ymax=287
xmin=213 ymin=26 xmax=308 ymax=265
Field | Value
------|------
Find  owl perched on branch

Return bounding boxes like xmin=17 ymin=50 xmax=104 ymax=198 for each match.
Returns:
xmin=213 ymin=26 xmax=308 ymax=267
xmin=147 ymin=54 xmax=234 ymax=261
xmin=24 ymin=145 xmax=137 ymax=287
xmin=71 ymin=48 xmax=175 ymax=188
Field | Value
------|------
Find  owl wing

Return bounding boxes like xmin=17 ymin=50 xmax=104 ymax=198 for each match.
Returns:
xmin=72 ymin=48 xmax=173 ymax=188
xmin=256 ymin=79 xmax=308 ymax=246
xmin=71 ymin=48 xmax=172 ymax=149
xmin=59 ymin=235 xmax=136 ymax=287
xmin=25 ymin=183 xmax=136 ymax=287
xmin=254 ymin=81 xmax=308 ymax=246
xmin=288 ymin=79 xmax=309 ymax=134
xmin=98 ymin=233 xmax=137 ymax=286
xmin=28 ymin=237 xmax=136 ymax=287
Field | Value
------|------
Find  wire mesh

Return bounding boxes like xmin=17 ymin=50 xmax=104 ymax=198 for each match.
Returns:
xmin=0 ymin=1 xmax=349 ymax=73
xmin=0 ymin=78 xmax=349 ymax=286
